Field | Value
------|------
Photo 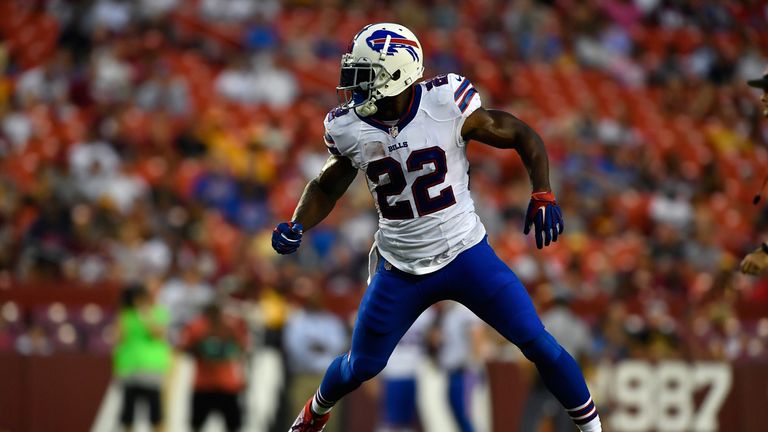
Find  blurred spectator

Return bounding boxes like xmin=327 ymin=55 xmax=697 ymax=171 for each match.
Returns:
xmin=91 ymin=0 xmax=134 ymax=32
xmin=137 ymin=0 xmax=179 ymax=20
xmin=101 ymin=166 xmax=149 ymax=214
xmin=180 ymin=300 xmax=249 ymax=432
xmin=596 ymin=106 xmax=639 ymax=147
xmin=0 ymin=313 xmax=13 ymax=351
xmin=686 ymin=223 xmax=723 ymax=272
xmin=243 ymin=20 xmax=279 ymax=52
xmin=193 ymin=156 xmax=240 ymax=212
xmin=158 ymin=265 xmax=214 ymax=341
xmin=18 ymin=199 xmax=74 ymax=280
xmin=437 ymin=302 xmax=489 ymax=432
xmin=215 ymin=53 xmax=297 ymax=108
xmin=200 ymin=0 xmax=257 ymax=22
xmin=90 ymin=44 xmax=133 ymax=103
xmin=649 ymin=187 xmax=694 ymax=230
xmin=15 ymin=323 xmax=53 ymax=356
xmin=226 ymin=180 xmax=271 ymax=233
xmin=113 ymin=283 xmax=171 ymax=432
xmin=594 ymin=304 xmax=631 ymax=362
xmin=215 ymin=56 xmax=259 ymax=104
xmin=110 ymin=223 xmax=171 ymax=283
xmin=378 ymin=308 xmax=436 ymax=432
xmin=283 ymin=277 xmax=347 ymax=432
xmin=1 ymin=98 xmax=32 ymax=153
xmin=15 ymin=52 xmax=71 ymax=105
xmin=135 ymin=63 xmax=191 ymax=116
xmin=68 ymin=132 xmax=122 ymax=203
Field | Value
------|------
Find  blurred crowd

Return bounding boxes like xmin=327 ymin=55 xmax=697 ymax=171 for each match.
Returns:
xmin=1 ymin=0 xmax=768 ymax=397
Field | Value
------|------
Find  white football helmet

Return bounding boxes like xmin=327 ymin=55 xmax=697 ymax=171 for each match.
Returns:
xmin=337 ymin=23 xmax=425 ymax=116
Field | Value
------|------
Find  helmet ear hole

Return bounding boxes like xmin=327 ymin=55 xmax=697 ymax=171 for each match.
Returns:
xmin=392 ymin=70 xmax=401 ymax=81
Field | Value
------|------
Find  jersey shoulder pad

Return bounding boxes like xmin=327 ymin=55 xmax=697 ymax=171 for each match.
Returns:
xmin=421 ymin=73 xmax=481 ymax=118
xmin=323 ymin=106 xmax=358 ymax=156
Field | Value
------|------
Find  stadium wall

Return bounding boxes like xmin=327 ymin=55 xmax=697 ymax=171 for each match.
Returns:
xmin=1 ymin=355 xmax=766 ymax=431
xmin=0 ymin=352 xmax=112 ymax=432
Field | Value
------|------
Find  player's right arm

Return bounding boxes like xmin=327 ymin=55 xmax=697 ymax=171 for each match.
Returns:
xmin=293 ymin=155 xmax=357 ymax=230
xmin=271 ymin=154 xmax=357 ymax=255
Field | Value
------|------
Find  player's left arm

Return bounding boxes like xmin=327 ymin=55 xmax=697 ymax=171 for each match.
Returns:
xmin=461 ymin=108 xmax=550 ymax=191
xmin=461 ymin=108 xmax=563 ymax=248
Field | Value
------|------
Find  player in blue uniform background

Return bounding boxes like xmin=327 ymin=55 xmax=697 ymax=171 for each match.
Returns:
xmin=272 ymin=23 xmax=602 ymax=432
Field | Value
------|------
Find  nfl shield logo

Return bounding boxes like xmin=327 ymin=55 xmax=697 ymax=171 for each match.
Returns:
xmin=389 ymin=126 xmax=399 ymax=137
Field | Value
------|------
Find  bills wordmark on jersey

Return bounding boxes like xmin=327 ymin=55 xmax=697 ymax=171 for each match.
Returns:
xmin=388 ymin=141 xmax=408 ymax=152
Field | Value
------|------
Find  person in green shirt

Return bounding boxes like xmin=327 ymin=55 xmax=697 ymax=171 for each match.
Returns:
xmin=114 ymin=283 xmax=172 ymax=432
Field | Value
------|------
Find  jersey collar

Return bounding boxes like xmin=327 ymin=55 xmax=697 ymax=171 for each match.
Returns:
xmin=356 ymin=84 xmax=422 ymax=135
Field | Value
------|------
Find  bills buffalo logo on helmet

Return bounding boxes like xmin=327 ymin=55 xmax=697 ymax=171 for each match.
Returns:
xmin=365 ymin=29 xmax=420 ymax=61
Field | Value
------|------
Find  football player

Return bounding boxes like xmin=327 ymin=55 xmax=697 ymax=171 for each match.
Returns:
xmin=272 ymin=23 xmax=601 ymax=432
xmin=741 ymin=67 xmax=768 ymax=276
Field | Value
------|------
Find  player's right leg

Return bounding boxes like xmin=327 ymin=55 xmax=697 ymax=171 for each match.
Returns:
xmin=289 ymin=258 xmax=432 ymax=432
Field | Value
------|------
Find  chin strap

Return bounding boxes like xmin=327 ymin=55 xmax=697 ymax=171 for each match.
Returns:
xmin=356 ymin=100 xmax=378 ymax=117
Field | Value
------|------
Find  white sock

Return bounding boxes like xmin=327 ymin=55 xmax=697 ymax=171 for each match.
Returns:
xmin=568 ymin=397 xmax=601 ymax=432
xmin=311 ymin=390 xmax=334 ymax=415
xmin=577 ymin=415 xmax=602 ymax=432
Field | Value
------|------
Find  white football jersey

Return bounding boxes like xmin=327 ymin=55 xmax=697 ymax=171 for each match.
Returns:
xmin=324 ymin=73 xmax=486 ymax=275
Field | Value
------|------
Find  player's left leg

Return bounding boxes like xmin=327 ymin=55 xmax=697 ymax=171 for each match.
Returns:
xmin=444 ymin=238 xmax=601 ymax=432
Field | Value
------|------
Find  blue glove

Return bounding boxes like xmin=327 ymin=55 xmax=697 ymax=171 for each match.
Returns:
xmin=523 ymin=191 xmax=564 ymax=249
xmin=272 ymin=221 xmax=304 ymax=255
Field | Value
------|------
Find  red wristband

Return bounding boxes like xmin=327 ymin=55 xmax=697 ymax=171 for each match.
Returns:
xmin=531 ymin=191 xmax=556 ymax=202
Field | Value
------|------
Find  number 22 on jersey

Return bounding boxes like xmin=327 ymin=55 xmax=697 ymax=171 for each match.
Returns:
xmin=366 ymin=146 xmax=457 ymax=220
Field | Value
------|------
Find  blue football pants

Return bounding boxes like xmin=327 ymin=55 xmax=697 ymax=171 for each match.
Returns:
xmin=316 ymin=237 xmax=592 ymax=421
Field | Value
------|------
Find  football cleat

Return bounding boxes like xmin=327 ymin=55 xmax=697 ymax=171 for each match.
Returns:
xmin=289 ymin=397 xmax=331 ymax=432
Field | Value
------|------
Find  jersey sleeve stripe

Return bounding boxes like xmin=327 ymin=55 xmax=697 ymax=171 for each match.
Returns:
xmin=454 ymin=78 xmax=470 ymax=101
xmin=327 ymin=145 xmax=341 ymax=156
xmin=459 ymin=88 xmax=478 ymax=113
xmin=324 ymin=132 xmax=335 ymax=144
